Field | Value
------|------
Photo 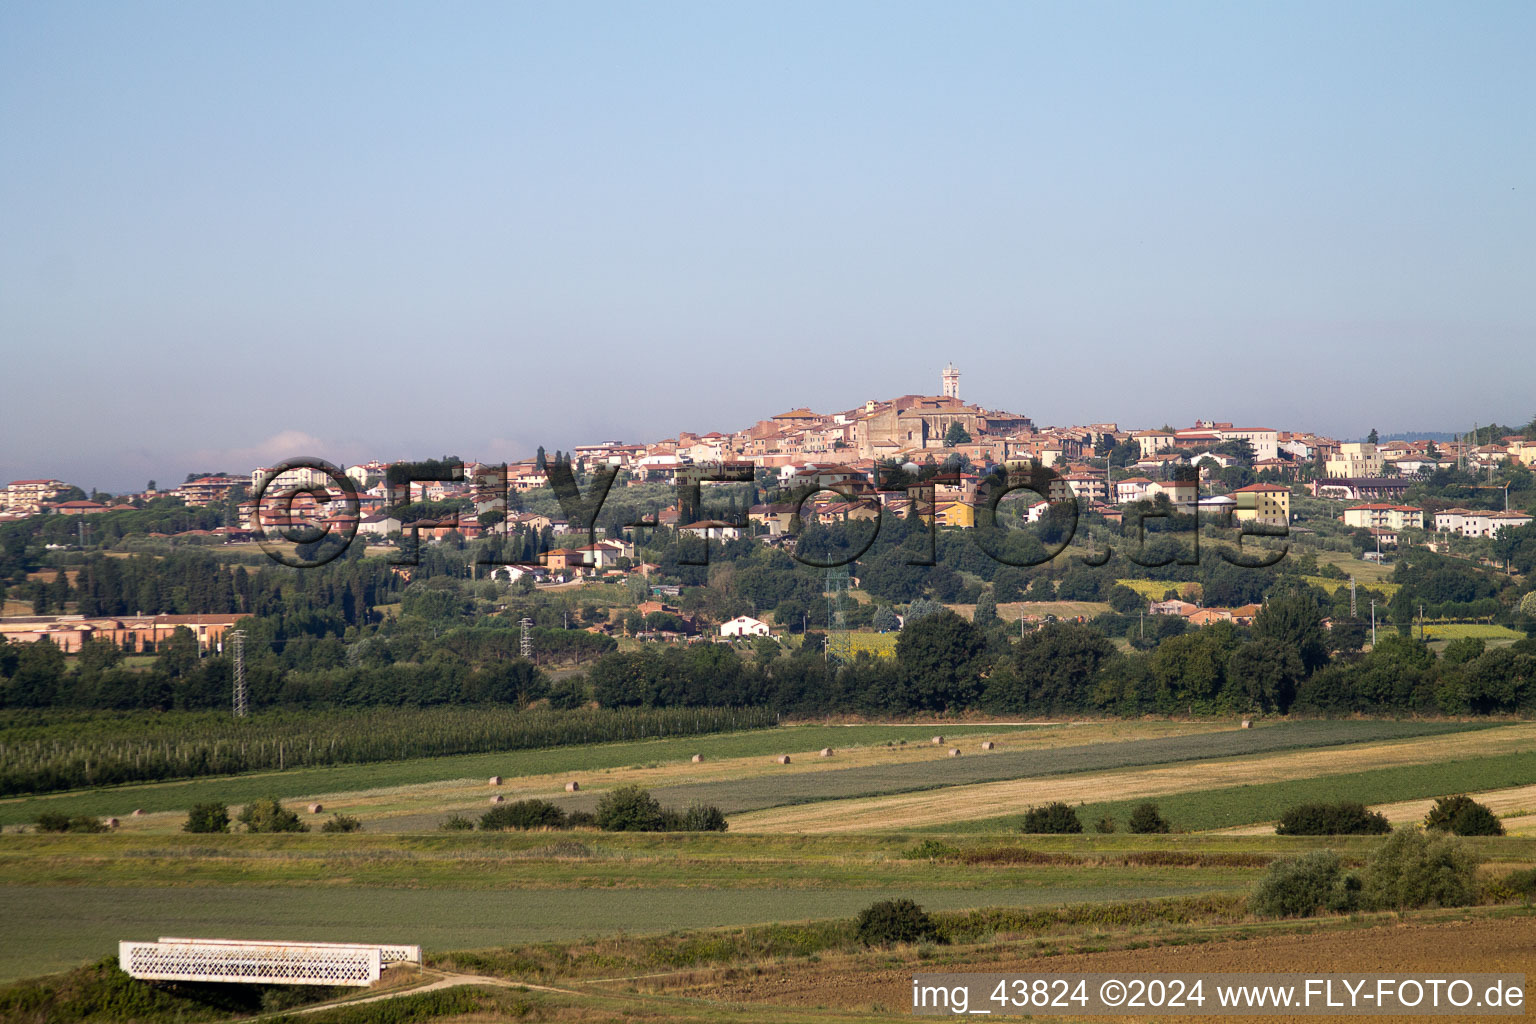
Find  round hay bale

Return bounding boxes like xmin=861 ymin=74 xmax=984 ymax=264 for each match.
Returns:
xmin=948 ymin=748 xmax=962 ymax=757
xmin=489 ymin=775 xmax=502 ymax=786
xmin=931 ymin=735 xmax=944 ymax=745
xmin=105 ymin=817 xmax=120 ymax=828
xmin=131 ymin=808 xmax=144 ymax=816
xmin=490 ymin=794 xmax=504 ymax=804
xmin=980 ymin=741 xmax=995 ymax=751
xmin=565 ymin=781 xmax=580 ymax=792
xmin=775 ymin=755 xmax=791 ymax=765
xmin=819 ymin=747 xmax=834 ymax=757
xmin=1240 ymin=718 xmax=1252 ymax=729
xmin=307 ymin=803 xmax=323 ymax=814
xmin=691 ymin=754 xmax=704 ymax=763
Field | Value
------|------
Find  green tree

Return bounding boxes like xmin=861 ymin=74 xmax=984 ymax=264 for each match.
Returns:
xmin=942 ymin=422 xmax=972 ymax=448
xmin=184 ymin=803 xmax=231 ymax=833
xmin=1251 ymin=592 xmax=1329 ymax=674
xmin=1128 ymin=802 xmax=1170 ymax=834
xmin=972 ymin=591 xmax=1000 ymax=629
xmin=596 ymin=785 xmax=665 ymax=831
xmin=1021 ymin=801 xmax=1082 ymax=834
xmin=237 ymin=796 xmax=309 ymax=833
xmin=855 ymin=898 xmax=943 ymax=946
xmin=894 ymin=610 xmax=986 ymax=711
xmin=1251 ymin=851 xmax=1360 ymax=918
xmin=1423 ymin=795 xmax=1504 ymax=836
xmin=1367 ymin=428 xmax=1379 ymax=445
xmin=1363 ymin=829 xmax=1479 ymax=910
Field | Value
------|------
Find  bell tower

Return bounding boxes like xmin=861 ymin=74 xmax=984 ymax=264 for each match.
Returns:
xmin=941 ymin=362 xmax=960 ymax=399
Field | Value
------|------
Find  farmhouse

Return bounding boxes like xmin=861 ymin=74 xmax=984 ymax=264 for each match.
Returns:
xmin=719 ymin=615 xmax=771 ymax=637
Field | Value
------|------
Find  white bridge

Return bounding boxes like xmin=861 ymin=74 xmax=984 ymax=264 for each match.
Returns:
xmin=118 ymin=937 xmax=422 ymax=987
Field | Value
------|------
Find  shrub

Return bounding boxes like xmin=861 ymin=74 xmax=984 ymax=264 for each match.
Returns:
xmin=1094 ymin=815 xmax=1117 ymax=834
xmin=1020 ymin=802 xmax=1082 ymax=834
xmin=855 ymin=898 xmax=944 ymax=946
xmin=903 ymin=839 xmax=960 ymax=861
xmin=184 ymin=802 xmax=230 ymax=834
xmin=320 ymin=813 xmax=363 ymax=833
xmin=565 ymin=810 xmax=597 ymax=828
xmin=38 ymin=812 xmax=108 ymax=834
xmin=438 ymin=814 xmax=475 ymax=831
xmin=1423 ymin=795 xmax=1505 ymax=837
xmin=34 ymin=811 xmax=72 ymax=833
xmin=596 ymin=785 xmax=665 ymax=831
xmin=1250 ymin=851 xmax=1361 ymax=918
xmin=1276 ymin=801 xmax=1390 ymax=836
xmin=1505 ymin=867 xmax=1536 ymax=903
xmin=679 ymin=803 xmax=728 ymax=832
xmin=480 ymin=799 xmax=567 ymax=831
xmin=237 ymin=796 xmax=309 ymax=833
xmin=1128 ymin=803 xmax=1170 ymax=834
xmin=1362 ymin=829 xmax=1480 ymax=911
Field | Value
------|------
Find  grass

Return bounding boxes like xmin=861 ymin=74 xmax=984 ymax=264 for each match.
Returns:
xmin=921 ymin=751 xmax=1536 ymax=834
xmin=1421 ymin=623 xmax=1525 ymax=640
xmin=1304 ymin=575 xmax=1402 ymax=596
xmin=1313 ymin=549 xmax=1397 ymax=584
xmin=0 ymin=723 xmax=1037 ymax=826
xmin=0 ymin=878 xmax=1236 ymax=985
xmin=1114 ymin=579 xmax=1198 ymax=600
xmin=553 ymin=720 xmax=1495 ymax=818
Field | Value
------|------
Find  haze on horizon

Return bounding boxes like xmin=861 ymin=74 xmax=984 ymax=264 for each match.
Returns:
xmin=2 ymin=2 xmax=1533 ymax=492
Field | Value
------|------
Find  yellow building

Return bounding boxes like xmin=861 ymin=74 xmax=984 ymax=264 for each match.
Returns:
xmin=1325 ymin=442 xmax=1383 ymax=478
xmin=933 ymin=500 xmax=977 ymax=528
xmin=1232 ymin=483 xmax=1290 ymax=526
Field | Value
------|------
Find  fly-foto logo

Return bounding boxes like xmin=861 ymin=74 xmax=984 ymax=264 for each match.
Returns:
xmin=250 ymin=456 xmax=1287 ymax=570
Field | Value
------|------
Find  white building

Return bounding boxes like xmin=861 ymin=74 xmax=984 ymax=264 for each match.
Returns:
xmin=719 ymin=615 xmax=771 ymax=637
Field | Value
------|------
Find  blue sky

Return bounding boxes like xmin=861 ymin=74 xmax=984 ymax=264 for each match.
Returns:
xmin=2 ymin=2 xmax=1533 ymax=490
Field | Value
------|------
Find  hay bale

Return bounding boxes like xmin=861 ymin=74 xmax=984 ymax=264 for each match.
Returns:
xmin=691 ymin=754 xmax=704 ymax=763
xmin=819 ymin=747 xmax=834 ymax=757
xmin=490 ymin=795 xmax=504 ymax=804
xmin=130 ymin=808 xmax=144 ymax=816
xmin=489 ymin=775 xmax=502 ymax=786
xmin=105 ymin=817 xmax=120 ymax=828
xmin=307 ymin=803 xmax=323 ymax=814
xmin=948 ymin=748 xmax=962 ymax=757
xmin=931 ymin=735 xmax=944 ymax=745
xmin=775 ymin=755 xmax=792 ymax=765
xmin=980 ymin=741 xmax=995 ymax=751
xmin=565 ymin=781 xmax=580 ymax=792
xmin=1241 ymin=718 xmax=1252 ymax=729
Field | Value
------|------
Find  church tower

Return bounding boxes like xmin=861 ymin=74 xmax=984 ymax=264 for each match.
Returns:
xmin=941 ymin=362 xmax=960 ymax=399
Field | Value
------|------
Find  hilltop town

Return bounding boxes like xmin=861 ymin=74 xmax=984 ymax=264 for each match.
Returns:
xmin=4 ymin=366 xmax=1532 ymax=557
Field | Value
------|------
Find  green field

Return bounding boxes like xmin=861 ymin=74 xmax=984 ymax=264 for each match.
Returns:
xmin=0 ymin=872 xmax=1242 ymax=983
xmin=1421 ymin=623 xmax=1526 ymax=640
xmin=0 ymin=723 xmax=1037 ymax=826
xmin=919 ymin=751 xmax=1536 ymax=834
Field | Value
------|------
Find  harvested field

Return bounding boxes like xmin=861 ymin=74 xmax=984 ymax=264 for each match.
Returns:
xmin=546 ymin=720 xmax=1489 ymax=819
xmin=731 ymin=723 xmax=1536 ymax=832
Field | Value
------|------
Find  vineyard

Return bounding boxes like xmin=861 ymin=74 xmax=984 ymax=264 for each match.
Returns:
xmin=0 ymin=705 xmax=777 ymax=796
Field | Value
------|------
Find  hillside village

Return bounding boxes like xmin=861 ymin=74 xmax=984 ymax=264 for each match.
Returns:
xmin=4 ymin=366 xmax=1532 ymax=565
xmin=2 ymin=368 xmax=1533 ymax=682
